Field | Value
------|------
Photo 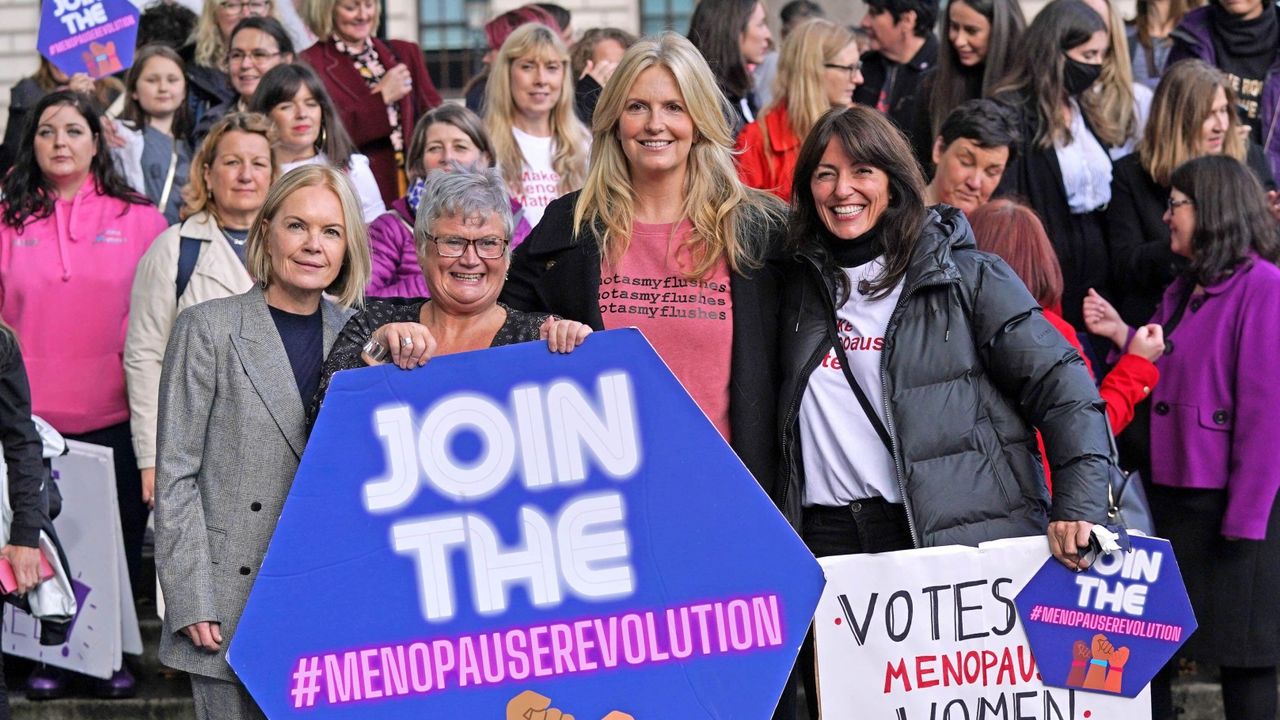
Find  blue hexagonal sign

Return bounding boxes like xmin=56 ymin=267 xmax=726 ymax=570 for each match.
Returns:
xmin=229 ymin=328 xmax=825 ymax=718
xmin=1015 ymin=535 xmax=1196 ymax=698
xmin=38 ymin=0 xmax=139 ymax=79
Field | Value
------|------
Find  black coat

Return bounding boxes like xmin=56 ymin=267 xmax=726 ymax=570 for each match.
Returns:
xmin=1106 ymin=145 xmax=1276 ymax=327
xmin=993 ymin=93 xmax=1109 ymax=331
xmin=500 ymin=191 xmax=786 ymax=499
xmin=854 ymin=34 xmax=939 ymax=153
xmin=776 ymin=207 xmax=1112 ymax=547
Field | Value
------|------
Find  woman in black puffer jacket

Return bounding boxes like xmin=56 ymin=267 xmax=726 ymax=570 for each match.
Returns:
xmin=781 ymin=104 xmax=1114 ymax=720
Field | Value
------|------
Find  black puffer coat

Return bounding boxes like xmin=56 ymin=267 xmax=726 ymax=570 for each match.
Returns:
xmin=777 ymin=206 xmax=1111 ymax=548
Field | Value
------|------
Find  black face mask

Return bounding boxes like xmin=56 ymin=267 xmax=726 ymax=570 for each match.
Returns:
xmin=1062 ymin=57 xmax=1103 ymax=95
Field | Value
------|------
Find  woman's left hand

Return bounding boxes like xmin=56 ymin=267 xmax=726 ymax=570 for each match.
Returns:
xmin=1047 ymin=520 xmax=1094 ymax=571
xmin=370 ymin=322 xmax=437 ymax=369
xmin=1 ymin=544 xmax=43 ymax=595
xmin=540 ymin=317 xmax=592 ymax=353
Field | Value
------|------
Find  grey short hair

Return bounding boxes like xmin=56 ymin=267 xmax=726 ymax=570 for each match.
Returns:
xmin=414 ymin=167 xmax=515 ymax=260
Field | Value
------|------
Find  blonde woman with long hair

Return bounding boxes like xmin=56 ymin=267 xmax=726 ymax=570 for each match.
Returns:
xmin=1106 ymin=59 xmax=1273 ymax=326
xmin=735 ymin=19 xmax=860 ymax=200
xmin=502 ymin=32 xmax=787 ymax=504
xmin=484 ymin=22 xmax=589 ymax=228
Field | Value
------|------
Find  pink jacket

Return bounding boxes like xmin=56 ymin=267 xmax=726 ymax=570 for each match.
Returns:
xmin=0 ymin=181 xmax=167 ymax=433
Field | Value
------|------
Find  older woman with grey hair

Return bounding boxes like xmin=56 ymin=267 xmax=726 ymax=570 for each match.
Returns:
xmin=309 ymin=166 xmax=590 ymax=421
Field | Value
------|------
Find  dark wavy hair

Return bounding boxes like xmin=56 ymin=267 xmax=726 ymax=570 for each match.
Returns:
xmin=929 ymin=0 xmax=1026 ymax=139
xmin=990 ymin=0 xmax=1105 ymax=149
xmin=119 ymin=44 xmax=193 ymax=140
xmin=788 ymin=106 xmax=928 ymax=303
xmin=249 ymin=63 xmax=356 ymax=170
xmin=687 ymin=0 xmax=760 ymax=100
xmin=2 ymin=91 xmax=147 ymax=229
xmin=1170 ymin=155 xmax=1280 ymax=286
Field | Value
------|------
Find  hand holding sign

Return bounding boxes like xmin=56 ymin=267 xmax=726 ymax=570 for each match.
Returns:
xmin=507 ymin=691 xmax=634 ymax=720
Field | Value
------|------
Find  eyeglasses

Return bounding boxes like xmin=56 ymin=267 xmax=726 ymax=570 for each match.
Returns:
xmin=227 ymin=50 xmax=281 ymax=66
xmin=824 ymin=62 xmax=864 ymax=78
xmin=425 ymin=234 xmax=508 ymax=258
xmin=219 ymin=0 xmax=271 ymax=13
xmin=1167 ymin=197 xmax=1194 ymax=211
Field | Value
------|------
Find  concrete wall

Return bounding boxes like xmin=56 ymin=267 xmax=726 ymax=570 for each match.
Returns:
xmin=0 ymin=0 xmax=42 ymax=140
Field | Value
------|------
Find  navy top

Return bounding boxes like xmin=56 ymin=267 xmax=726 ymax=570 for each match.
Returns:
xmin=268 ymin=305 xmax=324 ymax=408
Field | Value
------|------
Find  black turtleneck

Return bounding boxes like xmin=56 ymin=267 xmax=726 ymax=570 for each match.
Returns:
xmin=821 ymin=226 xmax=885 ymax=269
xmin=1209 ymin=3 xmax=1279 ymax=139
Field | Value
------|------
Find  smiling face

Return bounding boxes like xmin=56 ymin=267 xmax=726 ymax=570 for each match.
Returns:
xmin=421 ymin=210 xmax=509 ymax=316
xmin=1198 ymin=86 xmax=1231 ymax=156
xmin=739 ymin=2 xmax=772 ymax=65
xmin=133 ymin=55 xmax=186 ymax=119
xmin=264 ymin=184 xmax=348 ymax=297
xmin=422 ymin=122 xmax=488 ymax=173
xmin=270 ymin=84 xmax=322 ymax=156
xmin=509 ymin=52 xmax=565 ymax=124
xmin=332 ymin=0 xmax=378 ymax=44
xmin=34 ymin=103 xmax=96 ymax=191
xmin=204 ymin=129 xmax=273 ymax=225
xmin=823 ymin=42 xmax=863 ymax=107
xmin=618 ymin=65 xmax=695 ymax=181
xmin=948 ymin=0 xmax=991 ymax=67
xmin=930 ymin=137 xmax=1009 ymax=214
xmin=1164 ymin=188 xmax=1196 ymax=258
xmin=810 ymin=136 xmax=891 ymax=240
xmin=228 ymin=28 xmax=291 ymax=100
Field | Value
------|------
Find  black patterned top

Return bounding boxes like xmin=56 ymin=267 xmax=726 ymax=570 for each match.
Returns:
xmin=308 ymin=298 xmax=549 ymax=424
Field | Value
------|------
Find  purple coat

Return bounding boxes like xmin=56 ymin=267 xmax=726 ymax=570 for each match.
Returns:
xmin=365 ymin=196 xmax=534 ymax=298
xmin=1147 ymin=257 xmax=1280 ymax=540
xmin=1168 ymin=6 xmax=1280 ymax=180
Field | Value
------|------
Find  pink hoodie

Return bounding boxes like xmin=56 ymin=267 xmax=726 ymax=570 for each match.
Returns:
xmin=0 ymin=180 xmax=167 ymax=434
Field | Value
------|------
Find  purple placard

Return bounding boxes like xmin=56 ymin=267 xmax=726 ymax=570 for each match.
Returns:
xmin=38 ymin=0 xmax=140 ymax=79
xmin=1015 ymin=535 xmax=1196 ymax=698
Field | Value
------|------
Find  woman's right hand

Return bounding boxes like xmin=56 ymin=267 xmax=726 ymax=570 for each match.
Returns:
xmin=141 ymin=466 xmax=156 ymax=510
xmin=1125 ymin=323 xmax=1165 ymax=362
xmin=374 ymin=64 xmax=413 ymax=105
xmin=66 ymin=73 xmax=95 ymax=96
xmin=369 ymin=322 xmax=436 ymax=369
xmin=183 ymin=621 xmax=222 ymax=652
xmin=1082 ymin=289 xmax=1129 ymax=350
xmin=580 ymin=58 xmax=619 ymax=89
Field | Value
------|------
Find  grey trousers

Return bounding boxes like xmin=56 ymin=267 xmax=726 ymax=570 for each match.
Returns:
xmin=190 ymin=674 xmax=267 ymax=720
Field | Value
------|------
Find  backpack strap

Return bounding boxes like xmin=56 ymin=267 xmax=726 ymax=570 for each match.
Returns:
xmin=175 ymin=236 xmax=204 ymax=300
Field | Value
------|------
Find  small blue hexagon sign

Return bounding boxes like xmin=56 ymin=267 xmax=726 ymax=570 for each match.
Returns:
xmin=229 ymin=328 xmax=825 ymax=718
xmin=38 ymin=0 xmax=139 ymax=79
xmin=1014 ymin=535 xmax=1196 ymax=698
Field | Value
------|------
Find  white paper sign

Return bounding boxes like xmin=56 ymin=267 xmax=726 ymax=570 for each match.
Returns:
xmin=3 ymin=440 xmax=141 ymax=678
xmin=815 ymin=536 xmax=1151 ymax=719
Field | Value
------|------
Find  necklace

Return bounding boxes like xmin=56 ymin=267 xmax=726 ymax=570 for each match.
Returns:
xmin=221 ymin=226 xmax=248 ymax=246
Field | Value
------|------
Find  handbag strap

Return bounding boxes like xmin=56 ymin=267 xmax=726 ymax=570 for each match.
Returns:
xmin=157 ymin=146 xmax=179 ymax=214
xmin=826 ymin=323 xmax=894 ymax=453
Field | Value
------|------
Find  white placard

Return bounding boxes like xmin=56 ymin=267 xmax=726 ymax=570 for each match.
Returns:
xmin=815 ymin=536 xmax=1151 ymax=719
xmin=3 ymin=440 xmax=140 ymax=678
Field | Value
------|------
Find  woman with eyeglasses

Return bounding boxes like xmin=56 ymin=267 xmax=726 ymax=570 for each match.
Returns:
xmin=299 ymin=0 xmax=442 ymax=205
xmin=736 ymin=18 xmax=861 ymax=201
xmin=192 ymin=17 xmax=295 ymax=145
xmin=309 ymin=167 xmax=589 ymax=424
xmin=183 ymin=0 xmax=281 ymax=127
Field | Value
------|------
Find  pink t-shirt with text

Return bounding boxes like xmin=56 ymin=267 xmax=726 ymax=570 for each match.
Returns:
xmin=599 ymin=220 xmax=734 ymax=441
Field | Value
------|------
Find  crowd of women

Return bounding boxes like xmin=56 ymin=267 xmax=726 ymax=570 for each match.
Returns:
xmin=1 ymin=0 xmax=1278 ymax=717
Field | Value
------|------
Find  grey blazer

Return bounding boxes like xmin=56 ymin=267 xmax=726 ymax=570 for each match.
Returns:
xmin=153 ymin=288 xmax=350 ymax=681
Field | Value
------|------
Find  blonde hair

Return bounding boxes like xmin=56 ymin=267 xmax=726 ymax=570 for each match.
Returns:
xmin=301 ymin=0 xmax=377 ymax=40
xmin=575 ymin=32 xmax=783 ymax=280
xmin=765 ymin=19 xmax=856 ymax=151
xmin=1138 ymin=60 xmax=1246 ymax=187
xmin=194 ymin=0 xmax=281 ymax=67
xmin=246 ymin=165 xmax=370 ymax=309
xmin=484 ymin=23 xmax=589 ymax=197
xmin=183 ymin=112 xmax=278 ymax=221
xmin=1079 ymin=0 xmax=1139 ymax=148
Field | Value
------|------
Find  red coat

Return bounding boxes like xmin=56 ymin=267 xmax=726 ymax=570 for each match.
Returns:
xmin=734 ymin=105 xmax=800 ymax=201
xmin=1039 ymin=309 xmax=1160 ymax=491
xmin=301 ymin=38 xmax=442 ymax=205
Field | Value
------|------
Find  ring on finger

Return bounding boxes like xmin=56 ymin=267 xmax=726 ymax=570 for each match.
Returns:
xmin=400 ymin=336 xmax=414 ymax=349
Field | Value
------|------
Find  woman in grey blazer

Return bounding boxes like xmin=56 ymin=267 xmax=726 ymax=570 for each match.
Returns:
xmin=153 ymin=165 xmax=371 ymax=719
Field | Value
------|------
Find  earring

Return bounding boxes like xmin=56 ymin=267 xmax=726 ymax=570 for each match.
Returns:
xmin=316 ymin=124 xmax=327 ymax=152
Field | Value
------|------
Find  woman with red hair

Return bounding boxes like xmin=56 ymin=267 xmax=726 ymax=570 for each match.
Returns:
xmin=969 ymin=198 xmax=1162 ymax=434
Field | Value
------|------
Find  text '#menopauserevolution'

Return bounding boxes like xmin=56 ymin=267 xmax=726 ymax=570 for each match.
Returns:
xmin=288 ymin=594 xmax=785 ymax=709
